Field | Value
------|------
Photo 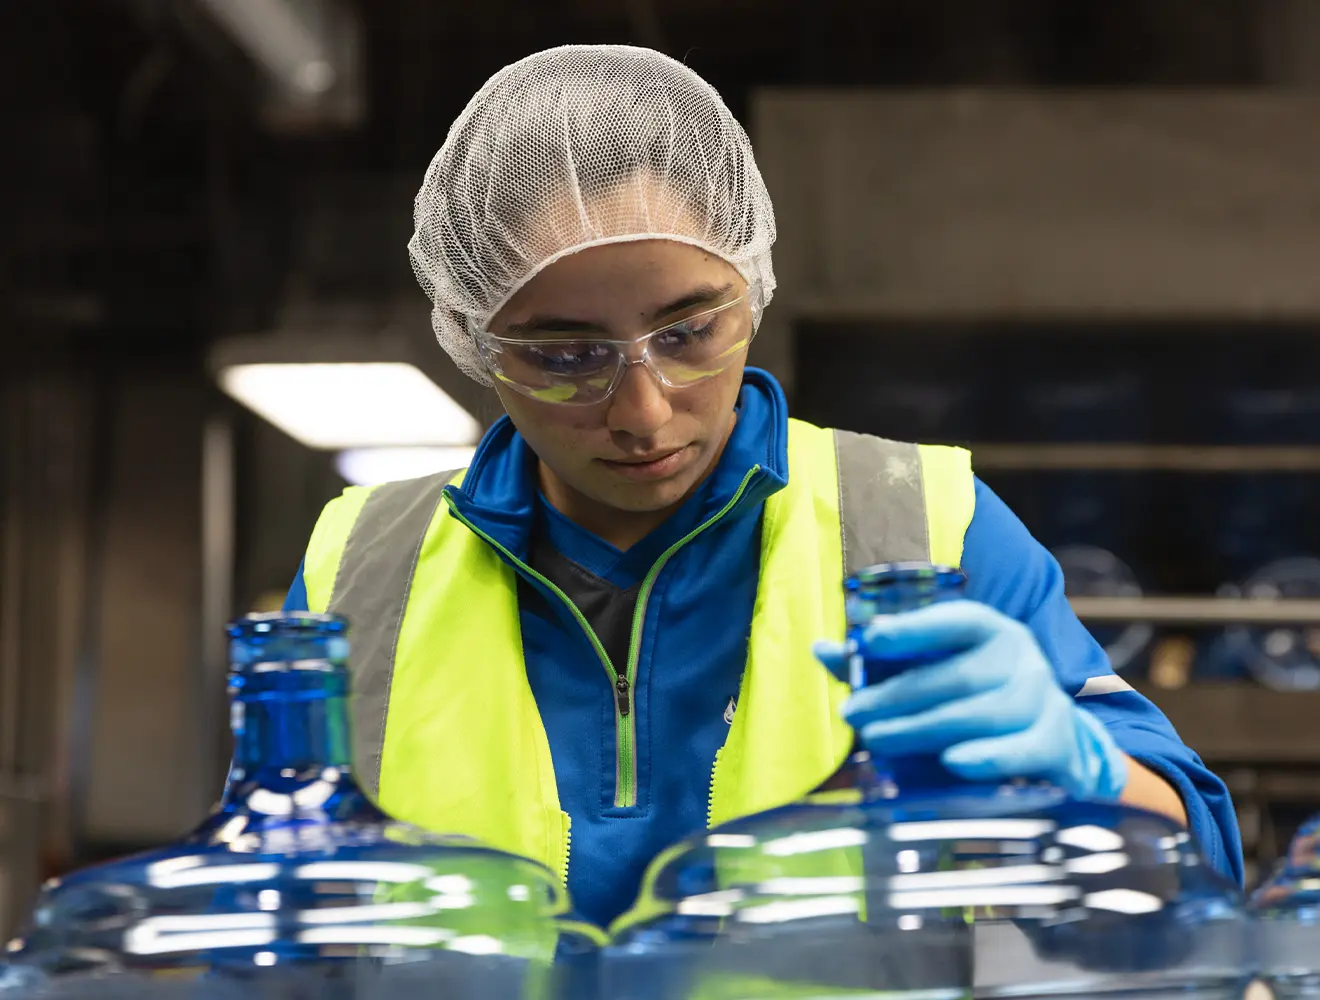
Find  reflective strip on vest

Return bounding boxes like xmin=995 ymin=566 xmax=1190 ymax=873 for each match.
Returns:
xmin=301 ymin=418 xmax=974 ymax=879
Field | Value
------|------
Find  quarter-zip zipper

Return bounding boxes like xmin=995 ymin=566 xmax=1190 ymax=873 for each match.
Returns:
xmin=442 ymin=466 xmax=761 ymax=809
xmin=613 ymin=466 xmax=761 ymax=807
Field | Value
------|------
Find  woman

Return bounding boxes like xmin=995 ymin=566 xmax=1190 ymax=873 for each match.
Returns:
xmin=282 ymin=44 xmax=1241 ymax=929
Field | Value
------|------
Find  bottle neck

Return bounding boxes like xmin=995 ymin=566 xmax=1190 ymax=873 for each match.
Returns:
xmin=231 ymin=668 xmax=353 ymax=776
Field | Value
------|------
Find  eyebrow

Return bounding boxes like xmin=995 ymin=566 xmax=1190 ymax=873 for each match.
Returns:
xmin=500 ymin=282 xmax=735 ymax=337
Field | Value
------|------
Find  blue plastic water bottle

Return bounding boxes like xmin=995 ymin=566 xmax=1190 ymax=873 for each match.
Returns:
xmin=2 ymin=613 xmax=602 ymax=997
xmin=833 ymin=562 xmax=967 ymax=797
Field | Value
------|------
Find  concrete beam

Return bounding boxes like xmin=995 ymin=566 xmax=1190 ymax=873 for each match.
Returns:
xmin=754 ymin=90 xmax=1320 ymax=323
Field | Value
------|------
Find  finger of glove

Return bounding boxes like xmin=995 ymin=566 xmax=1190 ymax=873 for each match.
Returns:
xmin=842 ymin=646 xmax=1008 ymax=728
xmin=855 ymin=600 xmax=1011 ymax=662
xmin=856 ymin=686 xmax=1020 ymax=756
xmin=812 ymin=640 xmax=853 ymax=682
xmin=940 ymin=721 xmax=1068 ymax=784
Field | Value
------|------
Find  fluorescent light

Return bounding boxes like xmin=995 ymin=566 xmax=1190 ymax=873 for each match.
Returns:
xmin=219 ymin=362 xmax=480 ymax=449
xmin=336 ymin=446 xmax=477 ymax=486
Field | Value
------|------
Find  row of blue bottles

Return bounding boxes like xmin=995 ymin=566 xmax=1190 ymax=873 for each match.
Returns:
xmin=0 ymin=570 xmax=1260 ymax=1000
xmin=602 ymin=562 xmax=1251 ymax=1000
xmin=1254 ymin=815 xmax=1320 ymax=1000
xmin=1 ymin=613 xmax=601 ymax=999
xmin=1052 ymin=545 xmax=1154 ymax=678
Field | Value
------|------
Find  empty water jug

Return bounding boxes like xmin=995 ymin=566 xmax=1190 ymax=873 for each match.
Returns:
xmin=1216 ymin=557 xmax=1320 ymax=692
xmin=1251 ymin=815 xmax=1320 ymax=1000
xmin=0 ymin=613 xmax=603 ymax=999
xmin=1052 ymin=545 xmax=1153 ymax=679
xmin=602 ymin=563 xmax=1250 ymax=1000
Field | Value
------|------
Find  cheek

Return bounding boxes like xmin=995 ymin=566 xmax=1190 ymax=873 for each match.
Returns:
xmin=503 ymin=397 xmax=602 ymax=456
xmin=684 ymin=368 xmax=745 ymax=423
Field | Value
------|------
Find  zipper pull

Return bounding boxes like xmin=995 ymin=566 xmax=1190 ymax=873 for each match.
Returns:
xmin=615 ymin=675 xmax=631 ymax=717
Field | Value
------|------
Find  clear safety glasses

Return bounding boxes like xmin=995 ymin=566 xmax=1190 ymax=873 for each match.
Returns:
xmin=476 ymin=292 xmax=753 ymax=406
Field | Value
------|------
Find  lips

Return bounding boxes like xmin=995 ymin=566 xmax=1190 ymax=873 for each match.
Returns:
xmin=599 ymin=445 xmax=692 ymax=481
xmin=609 ymin=448 xmax=684 ymax=465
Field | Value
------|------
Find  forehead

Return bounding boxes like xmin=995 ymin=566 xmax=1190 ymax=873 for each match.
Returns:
xmin=493 ymin=239 xmax=744 ymax=327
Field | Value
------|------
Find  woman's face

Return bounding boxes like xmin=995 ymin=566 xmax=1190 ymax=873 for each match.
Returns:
xmin=486 ymin=239 xmax=751 ymax=527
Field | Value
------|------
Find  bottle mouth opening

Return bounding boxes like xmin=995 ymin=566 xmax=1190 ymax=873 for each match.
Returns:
xmin=228 ymin=612 xmax=349 ymax=639
xmin=228 ymin=613 xmax=351 ymax=670
xmin=846 ymin=562 xmax=965 ymax=592
xmin=241 ymin=658 xmax=341 ymax=674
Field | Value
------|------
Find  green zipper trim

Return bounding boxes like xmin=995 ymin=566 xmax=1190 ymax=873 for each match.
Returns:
xmin=617 ymin=466 xmax=762 ymax=807
xmin=560 ymin=811 xmax=572 ymax=887
xmin=444 ymin=467 xmax=760 ymax=811
xmin=707 ymin=747 xmax=724 ymax=829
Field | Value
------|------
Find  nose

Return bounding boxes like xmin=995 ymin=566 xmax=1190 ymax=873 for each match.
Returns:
xmin=606 ymin=361 xmax=672 ymax=439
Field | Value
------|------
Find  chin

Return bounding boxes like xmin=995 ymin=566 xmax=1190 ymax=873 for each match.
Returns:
xmin=605 ymin=476 xmax=697 ymax=514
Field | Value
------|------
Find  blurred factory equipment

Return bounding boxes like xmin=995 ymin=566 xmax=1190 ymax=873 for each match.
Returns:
xmin=191 ymin=0 xmax=364 ymax=130
xmin=1054 ymin=545 xmax=1154 ymax=679
xmin=205 ymin=165 xmax=498 ymax=528
xmin=1216 ymin=558 xmax=1320 ymax=693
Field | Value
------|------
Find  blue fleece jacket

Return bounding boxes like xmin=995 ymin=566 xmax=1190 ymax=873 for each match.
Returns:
xmin=285 ymin=369 xmax=1243 ymax=927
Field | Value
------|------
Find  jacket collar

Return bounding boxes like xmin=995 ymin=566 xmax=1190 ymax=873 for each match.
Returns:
xmin=445 ymin=368 xmax=790 ymax=560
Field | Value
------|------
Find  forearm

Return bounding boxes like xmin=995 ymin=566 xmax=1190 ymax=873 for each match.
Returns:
xmin=1119 ymin=753 xmax=1188 ymax=826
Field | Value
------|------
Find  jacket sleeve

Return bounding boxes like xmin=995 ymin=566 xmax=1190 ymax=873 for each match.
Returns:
xmin=960 ymin=477 xmax=1245 ymax=885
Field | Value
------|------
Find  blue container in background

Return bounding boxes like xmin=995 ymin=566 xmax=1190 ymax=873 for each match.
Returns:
xmin=1011 ymin=375 xmax=1150 ymax=557
xmin=1251 ymin=815 xmax=1320 ymax=1000
xmin=1213 ymin=557 xmax=1320 ymax=692
xmin=1052 ymin=545 xmax=1154 ymax=678
xmin=1196 ymin=388 xmax=1320 ymax=581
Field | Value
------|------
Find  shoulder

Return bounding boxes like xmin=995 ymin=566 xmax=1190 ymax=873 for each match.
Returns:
xmin=301 ymin=470 xmax=466 ymax=609
xmin=961 ymin=479 xmax=1117 ymax=691
xmin=792 ymin=421 xmax=976 ymax=570
xmin=792 ymin=421 xmax=972 ymax=482
xmin=310 ymin=469 xmax=467 ymax=542
xmin=961 ymin=477 xmax=1064 ymax=612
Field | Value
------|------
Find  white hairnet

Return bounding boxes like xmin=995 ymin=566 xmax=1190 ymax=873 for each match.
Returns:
xmin=407 ymin=44 xmax=777 ymax=385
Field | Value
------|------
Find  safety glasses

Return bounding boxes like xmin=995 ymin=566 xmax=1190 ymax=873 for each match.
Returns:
xmin=476 ymin=293 xmax=753 ymax=406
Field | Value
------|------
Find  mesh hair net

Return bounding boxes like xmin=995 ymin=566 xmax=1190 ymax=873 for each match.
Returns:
xmin=407 ymin=44 xmax=777 ymax=384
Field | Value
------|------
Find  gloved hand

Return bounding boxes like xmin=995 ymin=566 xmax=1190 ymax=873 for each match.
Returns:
xmin=814 ymin=600 xmax=1129 ymax=800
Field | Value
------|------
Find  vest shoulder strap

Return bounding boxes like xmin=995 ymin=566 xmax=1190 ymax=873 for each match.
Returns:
xmin=302 ymin=469 xmax=464 ymax=790
xmin=827 ymin=425 xmax=974 ymax=571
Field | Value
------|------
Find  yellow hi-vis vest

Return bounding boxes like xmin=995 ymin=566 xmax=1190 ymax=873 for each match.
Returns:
xmin=300 ymin=418 xmax=975 ymax=884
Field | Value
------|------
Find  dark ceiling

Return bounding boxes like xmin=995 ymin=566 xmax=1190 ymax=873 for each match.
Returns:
xmin=0 ymin=0 xmax=1280 ymax=369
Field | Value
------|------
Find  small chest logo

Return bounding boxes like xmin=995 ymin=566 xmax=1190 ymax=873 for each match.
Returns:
xmin=723 ymin=697 xmax=736 ymax=725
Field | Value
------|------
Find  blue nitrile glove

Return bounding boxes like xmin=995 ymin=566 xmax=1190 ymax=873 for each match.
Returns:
xmin=814 ymin=600 xmax=1129 ymax=800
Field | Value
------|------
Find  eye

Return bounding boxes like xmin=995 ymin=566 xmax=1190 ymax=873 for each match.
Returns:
xmin=655 ymin=313 xmax=720 ymax=350
xmin=518 ymin=341 xmax=614 ymax=375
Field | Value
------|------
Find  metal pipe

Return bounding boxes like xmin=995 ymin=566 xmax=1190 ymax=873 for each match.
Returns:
xmin=0 ymin=385 xmax=23 ymax=779
xmin=194 ymin=0 xmax=338 ymax=96
xmin=199 ymin=416 xmax=235 ymax=813
xmin=973 ymin=443 xmax=1320 ymax=472
xmin=1070 ymin=595 xmax=1320 ymax=626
